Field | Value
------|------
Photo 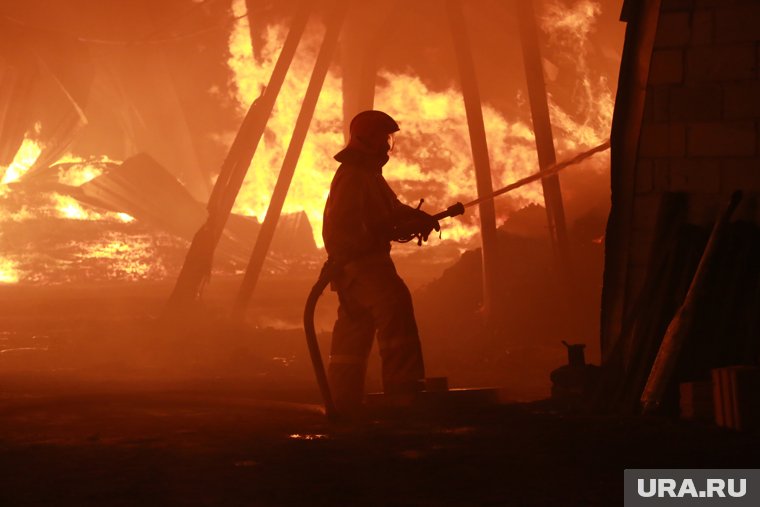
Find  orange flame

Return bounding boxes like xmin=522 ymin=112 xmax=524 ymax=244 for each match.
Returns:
xmin=48 ymin=193 xmax=135 ymax=223
xmin=52 ymin=194 xmax=100 ymax=220
xmin=0 ymin=136 xmax=43 ymax=190
xmin=540 ymin=0 xmax=613 ymax=150
xmin=226 ymin=1 xmax=613 ymax=248
xmin=228 ymin=10 xmax=341 ymax=245
xmin=541 ymin=0 xmax=602 ymax=43
xmin=0 ymin=257 xmax=20 ymax=284
xmin=56 ymin=158 xmax=106 ymax=186
xmin=0 ymin=141 xmax=130 ymax=224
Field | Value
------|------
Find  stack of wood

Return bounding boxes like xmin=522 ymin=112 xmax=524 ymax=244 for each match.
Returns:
xmin=595 ymin=192 xmax=760 ymax=420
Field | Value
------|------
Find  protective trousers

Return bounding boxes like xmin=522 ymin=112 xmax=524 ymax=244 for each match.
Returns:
xmin=328 ymin=255 xmax=424 ymax=414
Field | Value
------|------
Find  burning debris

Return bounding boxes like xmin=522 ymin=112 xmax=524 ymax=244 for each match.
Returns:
xmin=1 ymin=0 xmax=616 ymax=292
xmin=0 ymin=147 xmax=318 ymax=284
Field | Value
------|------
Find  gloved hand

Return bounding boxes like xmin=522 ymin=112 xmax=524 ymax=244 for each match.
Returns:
xmin=391 ymin=204 xmax=441 ymax=244
xmin=411 ymin=209 xmax=440 ymax=241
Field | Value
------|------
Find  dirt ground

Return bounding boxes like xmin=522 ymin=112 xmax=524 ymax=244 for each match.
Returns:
xmin=2 ymin=376 xmax=759 ymax=507
xmin=2 ymin=279 xmax=758 ymax=506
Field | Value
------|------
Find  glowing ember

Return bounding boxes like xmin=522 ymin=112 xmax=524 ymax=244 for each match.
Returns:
xmin=116 ymin=212 xmax=135 ymax=223
xmin=289 ymin=433 xmax=328 ymax=441
xmin=52 ymin=194 xmax=101 ymax=220
xmin=77 ymin=234 xmax=167 ymax=280
xmin=50 ymin=194 xmax=135 ymax=223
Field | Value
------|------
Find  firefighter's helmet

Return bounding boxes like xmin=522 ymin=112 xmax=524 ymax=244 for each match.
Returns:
xmin=349 ymin=110 xmax=399 ymax=143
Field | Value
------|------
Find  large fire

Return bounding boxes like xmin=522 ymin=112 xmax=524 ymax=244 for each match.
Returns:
xmin=540 ymin=0 xmax=614 ymax=149
xmin=227 ymin=0 xmax=613 ymax=247
xmin=0 ymin=0 xmax=614 ymax=285
xmin=0 ymin=257 xmax=19 ymax=284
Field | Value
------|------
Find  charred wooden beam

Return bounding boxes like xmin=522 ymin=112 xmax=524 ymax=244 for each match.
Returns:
xmin=514 ymin=0 xmax=571 ymax=269
xmin=340 ymin=4 xmax=376 ymax=141
xmin=340 ymin=1 xmax=401 ymax=141
xmin=446 ymin=0 xmax=500 ymax=319
xmin=600 ymin=0 xmax=663 ymax=359
xmin=165 ymin=2 xmax=311 ymax=316
xmin=232 ymin=0 xmax=350 ymax=319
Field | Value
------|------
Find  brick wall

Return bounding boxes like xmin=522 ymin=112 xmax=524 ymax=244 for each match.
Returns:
xmin=624 ymin=0 xmax=760 ymax=304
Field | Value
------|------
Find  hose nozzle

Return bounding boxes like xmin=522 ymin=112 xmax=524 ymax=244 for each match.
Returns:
xmin=433 ymin=202 xmax=465 ymax=221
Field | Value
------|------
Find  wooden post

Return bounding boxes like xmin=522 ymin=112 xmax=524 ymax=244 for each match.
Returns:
xmin=232 ymin=0 xmax=349 ymax=319
xmin=446 ymin=0 xmax=500 ymax=319
xmin=600 ymin=0 xmax=662 ymax=359
xmin=164 ymin=2 xmax=310 ymax=316
xmin=515 ymin=0 xmax=571 ymax=268
xmin=340 ymin=4 xmax=377 ymax=141
xmin=339 ymin=1 xmax=401 ymax=140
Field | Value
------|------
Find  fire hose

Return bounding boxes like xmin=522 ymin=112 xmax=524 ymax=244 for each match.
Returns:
xmin=304 ymin=140 xmax=610 ymax=419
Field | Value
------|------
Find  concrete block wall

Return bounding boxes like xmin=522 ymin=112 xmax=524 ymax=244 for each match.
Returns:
xmin=625 ymin=0 xmax=760 ymax=301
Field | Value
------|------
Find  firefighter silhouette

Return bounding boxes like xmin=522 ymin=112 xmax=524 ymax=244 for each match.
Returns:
xmin=323 ymin=110 xmax=439 ymax=415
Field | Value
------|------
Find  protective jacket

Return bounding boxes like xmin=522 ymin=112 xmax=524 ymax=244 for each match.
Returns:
xmin=322 ymin=144 xmax=426 ymax=415
xmin=322 ymin=145 xmax=418 ymax=264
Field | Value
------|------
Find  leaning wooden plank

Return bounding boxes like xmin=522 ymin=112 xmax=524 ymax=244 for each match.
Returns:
xmin=640 ymin=191 xmax=743 ymax=415
xmin=231 ymin=0 xmax=349 ymax=319
xmin=165 ymin=1 xmax=311 ymax=315
xmin=447 ymin=0 xmax=500 ymax=319
xmin=590 ymin=192 xmax=688 ymax=413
